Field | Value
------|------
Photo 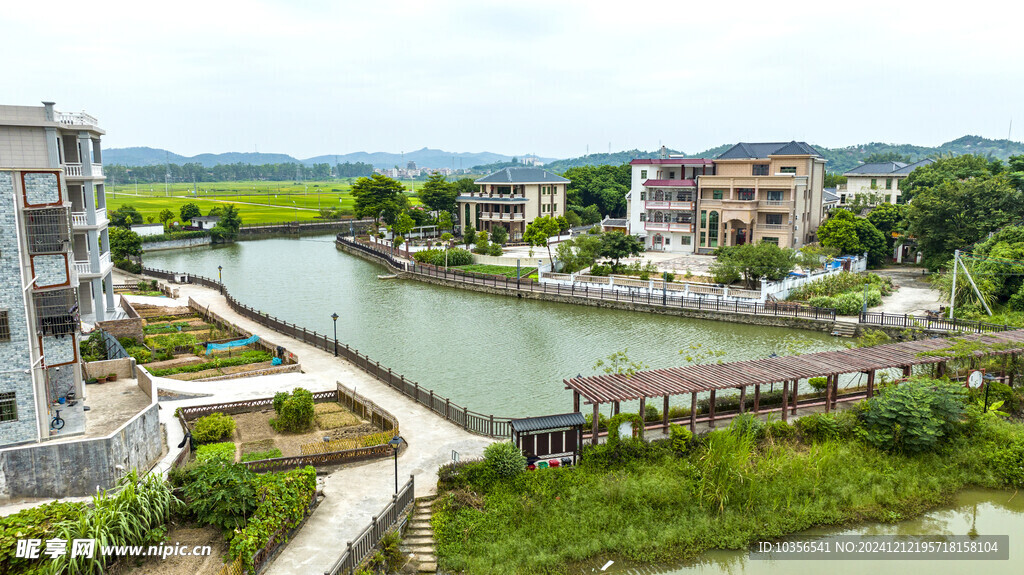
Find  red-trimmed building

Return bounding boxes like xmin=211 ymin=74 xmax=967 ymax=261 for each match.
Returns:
xmin=625 ymin=158 xmax=715 ymax=253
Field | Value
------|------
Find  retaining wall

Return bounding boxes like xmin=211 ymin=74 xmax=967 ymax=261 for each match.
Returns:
xmin=0 ymin=402 xmax=161 ymax=500
xmin=82 ymin=357 xmax=136 ymax=381
xmin=94 ymin=317 xmax=144 ymax=347
xmin=141 ymin=236 xmax=212 ymax=251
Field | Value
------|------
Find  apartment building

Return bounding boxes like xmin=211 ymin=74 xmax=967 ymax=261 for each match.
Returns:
xmin=458 ymin=167 xmax=569 ymax=240
xmin=625 ymin=158 xmax=715 ymax=253
xmin=695 ymin=141 xmax=826 ymax=253
xmin=840 ymin=158 xmax=934 ymax=206
xmin=0 ymin=102 xmax=111 ymax=446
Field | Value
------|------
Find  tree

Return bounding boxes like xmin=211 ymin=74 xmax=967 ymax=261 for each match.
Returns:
xmin=463 ymin=227 xmax=476 ymax=247
xmin=865 ymin=203 xmax=907 ymax=250
xmin=797 ymin=244 xmax=839 ymax=270
xmin=219 ymin=204 xmax=242 ymax=233
xmin=180 ymin=202 xmax=202 ymax=223
xmin=109 ymin=205 xmax=143 ymax=229
xmin=392 ymin=212 xmax=414 ymax=239
xmin=417 ymin=173 xmax=458 ymax=214
xmin=579 ymin=205 xmax=602 ymax=225
xmin=817 ymin=209 xmax=888 ymax=267
xmin=710 ymin=242 xmax=797 ymax=288
xmin=407 ymin=206 xmax=431 ymax=226
xmin=563 ymin=164 xmax=631 ymax=216
xmin=823 ymin=173 xmax=847 ymax=188
xmin=352 ymin=174 xmax=409 ymax=226
xmin=109 ymin=227 xmax=142 ymax=261
xmin=524 ymin=216 xmax=562 ymax=263
xmin=159 ymin=208 xmax=175 ymax=230
xmin=564 ymin=210 xmax=582 ymax=228
xmin=599 ymin=231 xmax=644 ymax=268
xmin=490 ymin=225 xmax=508 ymax=245
xmin=862 ymin=151 xmax=912 ymax=164
xmin=437 ymin=210 xmax=454 ymax=232
xmin=555 ymin=234 xmax=603 ymax=273
xmin=555 ymin=215 xmax=570 ymax=235
xmin=900 ymin=154 xmax=1002 ymax=203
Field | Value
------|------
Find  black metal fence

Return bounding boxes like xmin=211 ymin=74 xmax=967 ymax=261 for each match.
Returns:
xmin=325 ymin=477 xmax=415 ymax=575
xmin=100 ymin=328 xmax=130 ymax=360
xmin=337 ymin=235 xmax=837 ymax=322
xmin=142 ymin=265 xmax=514 ymax=439
xmin=859 ymin=311 xmax=1012 ymax=334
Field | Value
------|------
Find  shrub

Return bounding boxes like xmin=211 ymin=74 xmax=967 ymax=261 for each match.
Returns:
xmin=795 ymin=413 xmax=843 ymax=443
xmin=728 ymin=413 xmax=765 ymax=442
xmin=607 ymin=412 xmax=645 ymax=442
xmin=180 ymin=462 xmax=258 ymax=531
xmin=273 ymin=391 xmax=288 ymax=414
xmin=192 ymin=412 xmax=236 ymax=443
xmin=808 ymin=377 xmax=828 ymax=392
xmin=196 ymin=441 xmax=236 ymax=464
xmin=271 ymin=388 xmax=316 ymax=433
xmin=412 ymin=247 xmax=474 ymax=267
xmin=589 ymin=264 xmax=612 ymax=276
xmin=241 ymin=448 xmax=283 ymax=462
xmin=669 ymin=424 xmax=692 ymax=453
xmin=488 ymin=243 xmax=503 ymax=256
xmin=484 ymin=442 xmax=525 ymax=477
xmin=857 ymin=377 xmax=967 ymax=454
xmin=0 ymin=500 xmax=87 ymax=574
xmin=764 ymin=419 xmax=795 ymax=440
xmin=644 ymin=404 xmax=661 ymax=422
xmin=989 ymin=437 xmax=1024 ymax=487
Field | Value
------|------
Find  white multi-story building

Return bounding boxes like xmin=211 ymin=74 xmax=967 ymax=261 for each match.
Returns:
xmin=0 ymin=102 xmax=112 ymax=447
xmin=840 ymin=158 xmax=934 ymax=206
xmin=625 ymin=158 xmax=715 ymax=253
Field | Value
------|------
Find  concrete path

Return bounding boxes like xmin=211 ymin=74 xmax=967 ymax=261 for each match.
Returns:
xmin=874 ymin=267 xmax=945 ymax=316
xmin=149 ymin=282 xmax=493 ymax=575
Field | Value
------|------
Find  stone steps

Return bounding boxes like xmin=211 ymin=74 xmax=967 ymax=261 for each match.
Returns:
xmin=406 ymin=498 xmax=438 ymax=574
xmin=831 ymin=321 xmax=858 ymax=338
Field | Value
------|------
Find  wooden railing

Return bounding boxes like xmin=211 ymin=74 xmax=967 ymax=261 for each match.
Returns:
xmin=325 ymin=477 xmax=415 ymax=575
xmin=143 ymin=265 xmax=515 ymax=439
xmin=859 ymin=311 xmax=1012 ymax=334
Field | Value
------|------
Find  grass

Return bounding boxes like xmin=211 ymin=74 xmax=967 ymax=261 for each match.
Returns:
xmin=148 ymin=350 xmax=272 ymax=376
xmin=313 ymin=402 xmax=361 ymax=429
xmin=104 ymin=179 xmax=420 ymax=225
xmin=453 ymin=264 xmax=538 ymax=278
xmin=433 ymin=413 xmax=1024 ymax=574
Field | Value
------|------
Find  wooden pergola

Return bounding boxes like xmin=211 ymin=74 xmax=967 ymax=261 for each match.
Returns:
xmin=566 ymin=329 xmax=1024 ymax=444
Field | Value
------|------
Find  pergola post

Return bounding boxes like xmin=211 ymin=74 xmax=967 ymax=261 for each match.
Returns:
xmin=739 ymin=386 xmax=746 ymax=414
xmin=613 ymin=401 xmax=620 ymax=416
xmin=753 ymin=384 xmax=761 ymax=413
xmin=866 ymin=370 xmax=875 ymax=398
xmin=791 ymin=380 xmax=798 ymax=416
xmin=936 ymin=362 xmax=946 ymax=378
xmin=1002 ymin=354 xmax=1008 ymax=382
xmin=708 ymin=390 xmax=716 ymax=429
xmin=902 ymin=365 xmax=912 ymax=377
xmin=662 ymin=396 xmax=670 ymax=432
xmin=824 ymin=375 xmax=832 ymax=413
xmin=781 ymin=381 xmax=789 ymax=422
xmin=689 ymin=392 xmax=697 ymax=433
xmin=573 ymin=391 xmax=580 ymax=413
xmin=639 ymin=397 xmax=646 ymax=430
xmin=831 ymin=375 xmax=838 ymax=410
xmin=1011 ymin=354 xmax=1017 ymax=388
xmin=591 ymin=403 xmax=600 ymax=446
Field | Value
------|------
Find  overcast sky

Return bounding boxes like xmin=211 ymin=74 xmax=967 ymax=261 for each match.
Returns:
xmin=4 ymin=0 xmax=1022 ymax=159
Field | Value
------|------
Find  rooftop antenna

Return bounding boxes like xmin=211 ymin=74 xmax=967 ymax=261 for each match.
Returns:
xmin=1009 ymin=118 xmax=1013 ymax=141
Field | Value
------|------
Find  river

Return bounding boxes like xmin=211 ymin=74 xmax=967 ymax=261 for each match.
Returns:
xmin=142 ymin=235 xmax=846 ymax=417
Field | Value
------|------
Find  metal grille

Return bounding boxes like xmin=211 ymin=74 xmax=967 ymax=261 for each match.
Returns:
xmin=0 ymin=310 xmax=10 ymax=342
xmin=0 ymin=392 xmax=16 ymax=422
xmin=24 ymin=208 xmax=70 ymax=254
xmin=32 ymin=289 xmax=78 ymax=337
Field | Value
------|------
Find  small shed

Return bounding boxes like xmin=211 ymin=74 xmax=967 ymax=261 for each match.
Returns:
xmin=510 ymin=412 xmax=585 ymax=464
xmin=191 ymin=216 xmax=221 ymax=231
xmin=131 ymin=223 xmax=164 ymax=237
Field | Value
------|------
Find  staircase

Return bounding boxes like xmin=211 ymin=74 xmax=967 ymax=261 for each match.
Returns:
xmin=403 ymin=497 xmax=437 ymax=573
xmin=831 ymin=320 xmax=859 ymax=338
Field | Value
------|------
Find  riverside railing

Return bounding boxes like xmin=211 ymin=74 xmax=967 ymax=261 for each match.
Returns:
xmin=325 ymin=476 xmax=415 ymax=575
xmin=859 ymin=311 xmax=1012 ymax=334
xmin=141 ymin=266 xmax=515 ymax=439
xmin=337 ymin=235 xmax=837 ymax=322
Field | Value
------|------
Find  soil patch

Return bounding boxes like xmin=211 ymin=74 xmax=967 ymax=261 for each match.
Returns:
xmin=227 ymin=408 xmax=377 ymax=457
xmin=114 ymin=523 xmax=226 ymax=575
xmin=147 ymin=355 xmax=207 ymax=371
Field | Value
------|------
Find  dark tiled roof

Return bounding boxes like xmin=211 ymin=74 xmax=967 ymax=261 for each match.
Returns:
xmin=602 ymin=218 xmax=628 ymax=227
xmin=475 ymin=167 xmax=569 ymax=184
xmin=892 ymin=158 xmax=935 ymax=175
xmin=510 ymin=412 xmax=586 ymax=433
xmin=630 ymin=158 xmax=714 ymax=165
xmin=823 ymin=189 xmax=839 ymax=203
xmin=844 ymin=161 xmax=907 ymax=176
xmin=642 ymin=179 xmax=696 ymax=187
xmin=716 ymin=141 xmax=821 ymax=159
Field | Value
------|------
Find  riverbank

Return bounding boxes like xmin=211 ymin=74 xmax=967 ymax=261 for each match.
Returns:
xmin=433 ymin=405 xmax=1024 ymax=574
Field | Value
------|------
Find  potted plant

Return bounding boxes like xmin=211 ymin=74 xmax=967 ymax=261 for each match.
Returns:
xmin=96 ymin=375 xmax=108 ymax=384
xmin=86 ymin=377 xmax=98 ymax=385
xmin=108 ymin=372 xmax=118 ymax=382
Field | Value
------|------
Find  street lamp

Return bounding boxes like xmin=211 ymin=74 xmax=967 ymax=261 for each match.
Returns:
xmin=662 ymin=271 xmax=669 ymax=306
xmin=388 ymin=436 xmax=405 ymax=493
xmin=331 ymin=313 xmax=339 ymax=357
xmin=218 ymin=265 xmax=222 ymax=283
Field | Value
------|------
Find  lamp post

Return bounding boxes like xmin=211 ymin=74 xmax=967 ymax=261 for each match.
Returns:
xmin=388 ymin=436 xmax=405 ymax=493
xmin=662 ymin=271 xmax=669 ymax=306
xmin=218 ymin=265 xmax=222 ymax=283
xmin=331 ymin=313 xmax=339 ymax=357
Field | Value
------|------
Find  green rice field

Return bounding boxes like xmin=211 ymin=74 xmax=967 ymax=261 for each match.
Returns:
xmin=103 ymin=180 xmax=421 ymax=225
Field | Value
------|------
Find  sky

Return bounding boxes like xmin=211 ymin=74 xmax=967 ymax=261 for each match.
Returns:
xmin=3 ymin=0 xmax=1023 ymax=160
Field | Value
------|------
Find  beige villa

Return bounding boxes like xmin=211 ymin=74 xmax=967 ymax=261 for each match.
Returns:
xmin=457 ymin=167 xmax=569 ymax=241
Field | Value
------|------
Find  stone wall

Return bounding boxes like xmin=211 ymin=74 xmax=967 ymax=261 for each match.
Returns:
xmin=136 ymin=367 xmax=154 ymax=400
xmin=0 ymin=402 xmax=161 ymax=500
xmin=96 ymin=316 xmax=144 ymax=344
xmin=141 ymin=236 xmax=212 ymax=251
xmin=82 ymin=357 xmax=136 ymax=381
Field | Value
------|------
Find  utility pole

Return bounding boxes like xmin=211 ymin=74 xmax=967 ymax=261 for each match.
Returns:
xmin=949 ymin=249 xmax=958 ymax=319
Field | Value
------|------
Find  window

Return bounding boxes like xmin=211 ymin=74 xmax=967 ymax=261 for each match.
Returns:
xmin=676 ymin=191 xmax=691 ymax=201
xmin=700 ymin=210 xmax=707 ymax=228
xmin=640 ymin=213 xmax=646 ymax=222
xmin=675 ymin=213 xmax=688 ymax=223
xmin=738 ymin=188 xmax=755 ymax=201
xmin=0 ymin=310 xmax=9 ymax=342
xmin=497 ymin=186 xmax=511 ymax=194
xmin=707 ymin=211 xmax=719 ymax=247
xmin=767 ymin=190 xmax=784 ymax=202
xmin=700 ymin=232 xmax=706 ymax=247
xmin=870 ymin=179 xmax=878 ymax=189
xmin=669 ymin=171 xmax=676 ymax=179
xmin=752 ymin=164 xmax=769 ymax=176
xmin=0 ymin=392 xmax=16 ymax=423
xmin=664 ymin=237 xmax=671 ymax=245
xmin=766 ymin=214 xmax=783 ymax=225
xmin=655 ymin=190 xmax=664 ymax=201
xmin=680 ymin=235 xmax=692 ymax=246
xmin=640 ymin=169 xmax=647 ymax=179
xmin=779 ymin=167 xmax=797 ymax=174
xmin=654 ymin=211 xmax=664 ymax=223
xmin=640 ymin=191 xmax=646 ymax=200
xmin=886 ymin=178 xmax=893 ymax=189
xmin=33 ymin=289 xmax=77 ymax=337
xmin=840 ymin=194 xmax=847 ymax=204
xmin=762 ymin=237 xmax=779 ymax=245
xmin=712 ymin=190 xmax=723 ymax=200
xmin=24 ymin=208 xmax=70 ymax=255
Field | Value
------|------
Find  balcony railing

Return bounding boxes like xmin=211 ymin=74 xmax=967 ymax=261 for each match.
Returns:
xmin=74 ymin=260 xmax=93 ymax=275
xmin=64 ymin=163 xmax=83 ymax=177
xmin=92 ymin=164 xmax=104 ymax=177
xmin=96 ymin=207 xmax=107 ymax=223
xmin=760 ymin=200 xmax=788 ymax=207
xmin=459 ymin=191 xmax=527 ymax=199
xmin=759 ymin=224 xmax=787 ymax=231
xmin=99 ymin=251 xmax=111 ymax=269
xmin=644 ymin=200 xmax=693 ymax=210
xmin=644 ymin=222 xmax=693 ymax=233
xmin=479 ymin=211 xmax=525 ymax=221
xmin=71 ymin=212 xmax=88 ymax=227
xmin=55 ymin=111 xmax=99 ymax=126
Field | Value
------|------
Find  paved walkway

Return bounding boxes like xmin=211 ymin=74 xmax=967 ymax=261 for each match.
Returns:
xmin=145 ymin=283 xmax=492 ymax=575
xmin=874 ymin=267 xmax=945 ymax=316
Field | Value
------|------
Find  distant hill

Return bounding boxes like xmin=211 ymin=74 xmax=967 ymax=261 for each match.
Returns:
xmin=105 ymin=146 xmax=556 ymax=170
xmin=543 ymin=136 xmax=1024 ymax=174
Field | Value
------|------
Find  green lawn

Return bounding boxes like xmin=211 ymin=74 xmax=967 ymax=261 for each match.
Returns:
xmin=103 ymin=180 xmax=420 ymax=225
xmin=452 ymin=264 xmax=538 ymax=278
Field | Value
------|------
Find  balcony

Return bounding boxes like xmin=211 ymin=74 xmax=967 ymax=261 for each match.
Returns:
xmin=73 ymin=260 xmax=92 ymax=276
xmin=92 ymin=164 xmax=104 ymax=178
xmin=759 ymin=200 xmax=789 ymax=209
xmin=645 ymin=200 xmax=693 ymax=211
xmin=55 ymin=111 xmax=99 ymax=126
xmin=65 ymin=163 xmax=83 ymax=177
xmin=99 ymin=251 xmax=111 ymax=269
xmin=479 ymin=211 xmax=525 ymax=221
xmin=458 ymin=192 xmax=527 ymax=201
xmin=69 ymin=208 xmax=107 ymax=229
xmin=759 ymin=224 xmax=787 ymax=231
xmin=644 ymin=222 xmax=693 ymax=233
